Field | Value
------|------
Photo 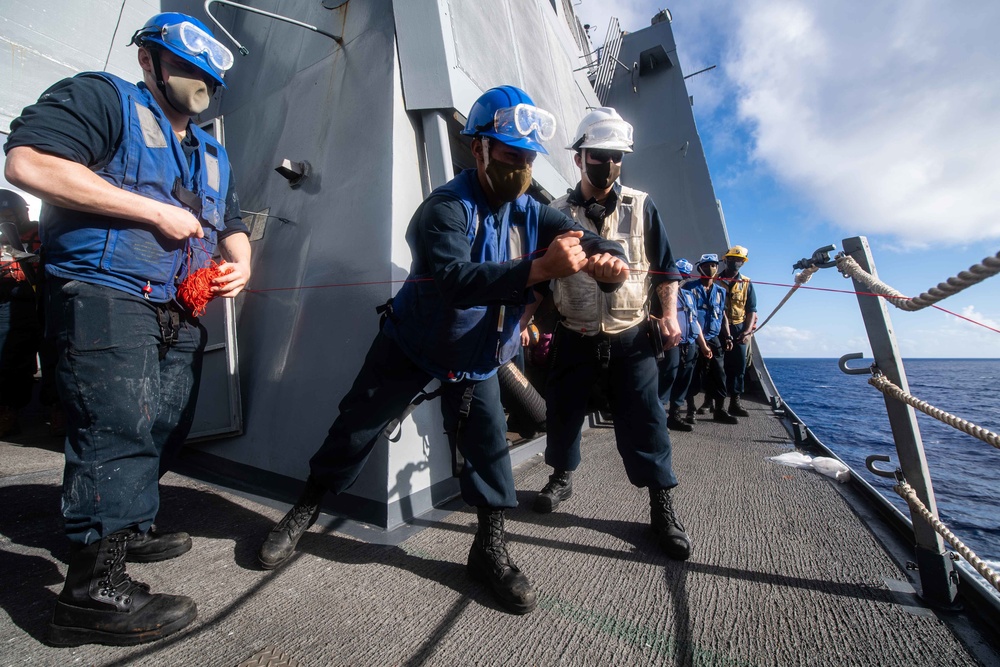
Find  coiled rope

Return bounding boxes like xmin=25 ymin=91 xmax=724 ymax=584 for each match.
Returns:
xmin=753 ymin=265 xmax=819 ymax=333
xmin=868 ymin=374 xmax=1000 ymax=450
xmin=836 ymin=251 xmax=1000 ymax=312
xmin=894 ymin=479 xmax=1000 ymax=593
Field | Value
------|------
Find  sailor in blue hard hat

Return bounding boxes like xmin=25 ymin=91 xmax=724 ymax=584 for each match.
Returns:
xmin=461 ymin=85 xmax=557 ymax=206
xmin=4 ymin=11 xmax=251 ymax=647
xmin=129 ymin=12 xmax=234 ymax=115
xmin=686 ymin=252 xmax=737 ymax=424
xmin=660 ymin=258 xmax=712 ymax=433
xmin=256 ymin=85 xmax=630 ymax=616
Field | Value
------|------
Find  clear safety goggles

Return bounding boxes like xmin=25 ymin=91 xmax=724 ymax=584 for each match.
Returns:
xmin=160 ymin=21 xmax=234 ymax=72
xmin=581 ymin=118 xmax=633 ymax=148
xmin=493 ymin=104 xmax=557 ymax=142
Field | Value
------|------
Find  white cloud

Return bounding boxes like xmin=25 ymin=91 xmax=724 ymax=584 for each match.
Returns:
xmin=957 ymin=305 xmax=1000 ymax=333
xmin=726 ymin=0 xmax=1000 ymax=247
xmin=572 ymin=0 xmax=1000 ymax=247
xmin=756 ymin=324 xmax=823 ymax=357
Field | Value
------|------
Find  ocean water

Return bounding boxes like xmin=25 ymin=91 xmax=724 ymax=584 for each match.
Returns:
xmin=765 ymin=358 xmax=1000 ymax=567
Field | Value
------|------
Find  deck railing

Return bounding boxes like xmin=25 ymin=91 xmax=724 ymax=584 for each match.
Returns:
xmin=774 ymin=237 xmax=1000 ymax=608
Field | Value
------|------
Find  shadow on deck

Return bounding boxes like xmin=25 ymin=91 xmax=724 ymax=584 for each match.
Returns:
xmin=1 ymin=395 xmax=996 ymax=666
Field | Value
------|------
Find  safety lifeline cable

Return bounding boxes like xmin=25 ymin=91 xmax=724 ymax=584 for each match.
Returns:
xmin=836 ymin=251 xmax=1000 ymax=312
xmin=894 ymin=479 xmax=1000 ymax=593
xmin=868 ymin=374 xmax=1000 ymax=450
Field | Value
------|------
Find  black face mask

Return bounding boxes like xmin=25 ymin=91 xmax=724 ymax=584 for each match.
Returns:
xmin=725 ymin=260 xmax=743 ymax=273
xmin=585 ymin=160 xmax=621 ymax=189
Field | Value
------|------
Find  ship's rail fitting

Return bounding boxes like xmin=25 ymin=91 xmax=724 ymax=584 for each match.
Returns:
xmin=818 ymin=236 xmax=1000 ymax=607
xmin=755 ymin=244 xmax=836 ymax=333
xmin=866 ymin=456 xmax=1000 ymax=594
xmin=835 ymin=250 xmax=1000 ymax=312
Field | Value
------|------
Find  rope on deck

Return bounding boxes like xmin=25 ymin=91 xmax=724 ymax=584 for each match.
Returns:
xmin=753 ymin=265 xmax=820 ymax=333
xmin=894 ymin=480 xmax=1000 ymax=593
xmin=868 ymin=374 xmax=1000 ymax=450
xmin=836 ymin=251 xmax=1000 ymax=311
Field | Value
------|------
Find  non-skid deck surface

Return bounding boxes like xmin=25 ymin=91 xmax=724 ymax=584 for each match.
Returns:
xmin=0 ymin=396 xmax=987 ymax=666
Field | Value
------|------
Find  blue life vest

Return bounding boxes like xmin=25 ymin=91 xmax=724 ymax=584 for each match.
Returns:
xmin=676 ymin=287 xmax=699 ymax=345
xmin=40 ymin=72 xmax=230 ymax=303
xmin=686 ymin=281 xmax=727 ymax=340
xmin=386 ymin=170 xmax=539 ymax=382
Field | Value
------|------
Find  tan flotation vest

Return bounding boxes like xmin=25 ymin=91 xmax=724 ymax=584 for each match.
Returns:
xmin=726 ymin=274 xmax=752 ymax=326
xmin=551 ymin=186 xmax=650 ymax=335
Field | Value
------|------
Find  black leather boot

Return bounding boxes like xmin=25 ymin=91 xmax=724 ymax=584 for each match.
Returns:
xmin=649 ymin=488 xmax=691 ymax=561
xmin=713 ymin=398 xmax=738 ymax=424
xmin=667 ymin=407 xmax=693 ymax=432
xmin=728 ymin=394 xmax=749 ymax=417
xmin=684 ymin=403 xmax=696 ymax=424
xmin=258 ymin=475 xmax=326 ymax=570
xmin=532 ymin=470 xmax=573 ymax=513
xmin=47 ymin=530 xmax=197 ymax=646
xmin=467 ymin=509 xmax=537 ymax=614
xmin=126 ymin=525 xmax=192 ymax=562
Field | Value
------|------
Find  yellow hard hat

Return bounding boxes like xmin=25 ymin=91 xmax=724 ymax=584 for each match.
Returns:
xmin=724 ymin=245 xmax=749 ymax=262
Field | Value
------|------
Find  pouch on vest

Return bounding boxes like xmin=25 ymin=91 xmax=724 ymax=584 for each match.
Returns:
xmin=647 ymin=314 xmax=664 ymax=362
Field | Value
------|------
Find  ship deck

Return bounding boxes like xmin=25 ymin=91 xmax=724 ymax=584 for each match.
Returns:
xmin=2 ymin=394 xmax=998 ymax=666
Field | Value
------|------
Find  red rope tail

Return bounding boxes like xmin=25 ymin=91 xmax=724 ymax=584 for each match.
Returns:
xmin=177 ymin=238 xmax=226 ymax=317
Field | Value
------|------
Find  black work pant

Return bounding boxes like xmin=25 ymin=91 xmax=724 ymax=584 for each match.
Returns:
xmin=688 ymin=335 xmax=727 ymax=408
xmin=308 ymin=331 xmax=516 ymax=509
xmin=543 ymin=323 xmax=677 ymax=489
xmin=659 ymin=342 xmax=698 ymax=410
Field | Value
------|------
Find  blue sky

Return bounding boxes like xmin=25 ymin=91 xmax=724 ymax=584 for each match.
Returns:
xmin=575 ymin=1 xmax=1000 ymax=358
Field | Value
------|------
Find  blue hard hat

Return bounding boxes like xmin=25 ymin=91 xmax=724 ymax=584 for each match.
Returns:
xmin=461 ymin=86 xmax=551 ymax=155
xmin=130 ymin=13 xmax=232 ymax=89
xmin=675 ymin=258 xmax=694 ymax=276
xmin=696 ymin=253 xmax=719 ymax=266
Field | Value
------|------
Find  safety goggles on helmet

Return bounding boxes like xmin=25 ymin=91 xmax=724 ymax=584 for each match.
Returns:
xmin=157 ymin=21 xmax=234 ymax=72
xmin=675 ymin=259 xmax=694 ymax=276
xmin=492 ymin=104 xmax=557 ymax=142
xmin=577 ymin=118 xmax=633 ymax=151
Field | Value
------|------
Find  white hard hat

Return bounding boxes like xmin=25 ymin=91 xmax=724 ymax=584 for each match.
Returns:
xmin=568 ymin=107 xmax=634 ymax=152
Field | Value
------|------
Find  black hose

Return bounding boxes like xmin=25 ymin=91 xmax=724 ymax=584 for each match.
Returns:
xmin=497 ymin=361 xmax=546 ymax=438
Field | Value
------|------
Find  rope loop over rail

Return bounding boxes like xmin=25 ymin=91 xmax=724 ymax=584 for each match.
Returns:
xmin=868 ymin=374 xmax=1000 ymax=450
xmin=836 ymin=251 xmax=1000 ymax=311
xmin=894 ymin=479 xmax=1000 ymax=593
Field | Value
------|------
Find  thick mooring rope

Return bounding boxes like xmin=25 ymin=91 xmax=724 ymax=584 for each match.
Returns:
xmin=894 ymin=480 xmax=1000 ymax=593
xmin=868 ymin=374 xmax=1000 ymax=450
xmin=753 ymin=265 xmax=820 ymax=333
xmin=836 ymin=251 xmax=1000 ymax=312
